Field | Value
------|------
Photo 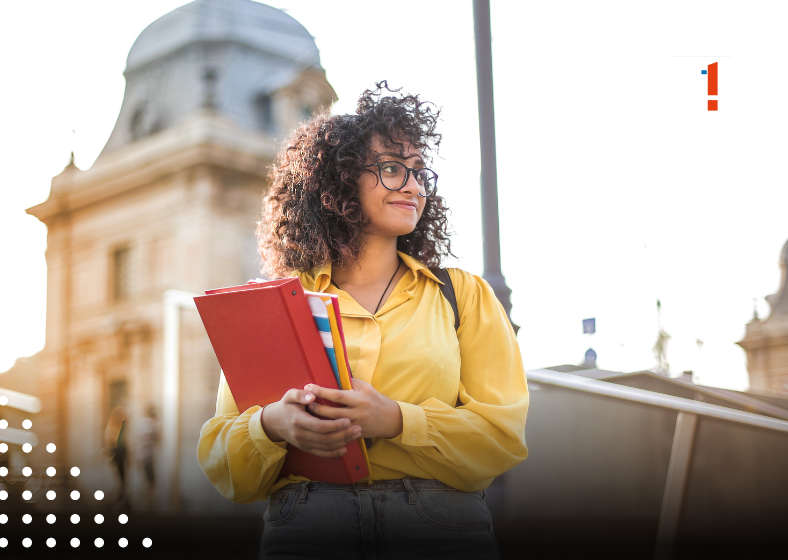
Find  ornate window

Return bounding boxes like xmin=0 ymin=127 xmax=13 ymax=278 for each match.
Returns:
xmin=130 ymin=104 xmax=147 ymax=140
xmin=254 ymin=94 xmax=274 ymax=131
xmin=112 ymin=247 xmax=131 ymax=301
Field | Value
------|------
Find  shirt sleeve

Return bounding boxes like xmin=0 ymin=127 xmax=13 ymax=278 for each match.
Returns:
xmin=386 ymin=270 xmax=530 ymax=492
xmin=196 ymin=372 xmax=289 ymax=503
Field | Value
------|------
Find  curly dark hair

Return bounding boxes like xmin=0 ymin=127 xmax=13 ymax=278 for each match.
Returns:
xmin=258 ymin=82 xmax=453 ymax=278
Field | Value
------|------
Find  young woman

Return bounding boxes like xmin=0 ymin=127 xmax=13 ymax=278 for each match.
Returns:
xmin=198 ymin=83 xmax=529 ymax=560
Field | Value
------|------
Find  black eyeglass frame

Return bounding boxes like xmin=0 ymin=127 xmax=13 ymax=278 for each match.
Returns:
xmin=364 ymin=161 xmax=439 ymax=197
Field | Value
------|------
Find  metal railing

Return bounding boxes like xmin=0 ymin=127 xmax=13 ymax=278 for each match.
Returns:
xmin=526 ymin=368 xmax=788 ymax=559
xmin=527 ymin=368 xmax=788 ymax=433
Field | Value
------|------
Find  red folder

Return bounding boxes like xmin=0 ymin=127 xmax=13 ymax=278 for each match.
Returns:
xmin=194 ymin=277 xmax=369 ymax=484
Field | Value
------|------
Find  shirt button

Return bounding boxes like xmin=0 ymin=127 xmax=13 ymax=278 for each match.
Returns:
xmin=410 ymin=434 xmax=417 ymax=441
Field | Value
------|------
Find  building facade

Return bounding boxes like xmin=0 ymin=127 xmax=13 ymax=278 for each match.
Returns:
xmin=4 ymin=0 xmax=335 ymax=513
xmin=739 ymin=239 xmax=788 ymax=392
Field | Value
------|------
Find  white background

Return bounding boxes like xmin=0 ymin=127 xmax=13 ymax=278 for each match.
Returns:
xmin=2 ymin=1 xmax=788 ymax=389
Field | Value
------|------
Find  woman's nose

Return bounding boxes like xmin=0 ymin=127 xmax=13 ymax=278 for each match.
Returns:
xmin=400 ymin=171 xmax=423 ymax=196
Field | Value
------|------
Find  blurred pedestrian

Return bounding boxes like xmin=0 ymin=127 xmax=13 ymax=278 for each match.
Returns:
xmin=104 ymin=406 xmax=128 ymax=506
xmin=137 ymin=404 xmax=159 ymax=510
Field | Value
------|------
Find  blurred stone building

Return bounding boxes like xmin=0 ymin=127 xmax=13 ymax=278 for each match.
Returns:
xmin=739 ymin=239 xmax=788 ymax=392
xmin=2 ymin=0 xmax=335 ymax=513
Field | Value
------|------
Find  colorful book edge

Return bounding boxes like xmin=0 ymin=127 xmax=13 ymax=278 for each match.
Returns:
xmin=305 ymin=292 xmax=372 ymax=480
xmin=306 ymin=295 xmax=341 ymax=388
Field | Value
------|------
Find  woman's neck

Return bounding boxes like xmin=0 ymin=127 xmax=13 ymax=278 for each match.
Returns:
xmin=331 ymin=235 xmax=399 ymax=288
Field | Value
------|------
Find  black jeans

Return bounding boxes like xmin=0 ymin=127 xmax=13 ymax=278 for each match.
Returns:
xmin=260 ymin=477 xmax=500 ymax=560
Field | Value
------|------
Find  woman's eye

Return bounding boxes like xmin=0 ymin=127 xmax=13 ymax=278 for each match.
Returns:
xmin=380 ymin=163 xmax=400 ymax=174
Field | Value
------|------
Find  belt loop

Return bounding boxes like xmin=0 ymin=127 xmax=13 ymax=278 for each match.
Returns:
xmin=402 ymin=476 xmax=417 ymax=505
xmin=481 ymin=489 xmax=486 ymax=501
xmin=299 ymin=481 xmax=310 ymax=503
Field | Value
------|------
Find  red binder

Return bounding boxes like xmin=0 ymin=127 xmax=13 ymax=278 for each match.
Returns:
xmin=194 ymin=277 xmax=369 ymax=484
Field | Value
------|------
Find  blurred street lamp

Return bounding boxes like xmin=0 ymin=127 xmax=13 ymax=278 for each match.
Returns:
xmin=473 ymin=0 xmax=518 ymax=333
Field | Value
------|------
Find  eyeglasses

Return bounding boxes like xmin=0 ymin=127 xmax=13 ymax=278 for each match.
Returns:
xmin=365 ymin=161 xmax=438 ymax=197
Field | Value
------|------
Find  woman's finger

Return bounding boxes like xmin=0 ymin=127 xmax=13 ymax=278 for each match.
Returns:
xmin=307 ymin=446 xmax=348 ymax=459
xmin=350 ymin=378 xmax=371 ymax=391
xmin=295 ymin=424 xmax=361 ymax=450
xmin=282 ymin=387 xmax=315 ymax=406
xmin=304 ymin=384 xmax=354 ymax=405
xmin=293 ymin=410 xmax=350 ymax=434
xmin=308 ymin=402 xmax=354 ymax=420
xmin=300 ymin=433 xmax=360 ymax=452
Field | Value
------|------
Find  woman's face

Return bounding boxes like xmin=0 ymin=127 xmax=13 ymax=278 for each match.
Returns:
xmin=356 ymin=135 xmax=427 ymax=239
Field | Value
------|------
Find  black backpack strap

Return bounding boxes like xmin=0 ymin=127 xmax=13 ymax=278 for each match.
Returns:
xmin=430 ymin=267 xmax=459 ymax=332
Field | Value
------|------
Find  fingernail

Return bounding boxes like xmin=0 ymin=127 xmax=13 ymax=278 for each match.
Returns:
xmin=339 ymin=448 xmax=347 ymax=455
xmin=353 ymin=428 xmax=362 ymax=437
xmin=305 ymin=394 xmax=313 ymax=402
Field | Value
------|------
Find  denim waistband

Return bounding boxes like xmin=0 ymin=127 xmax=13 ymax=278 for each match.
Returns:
xmin=278 ymin=477 xmax=465 ymax=493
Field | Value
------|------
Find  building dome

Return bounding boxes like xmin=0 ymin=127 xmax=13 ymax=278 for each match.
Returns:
xmin=97 ymin=0 xmax=333 ymax=160
xmin=763 ymin=237 xmax=788 ymax=318
xmin=126 ymin=0 xmax=319 ymax=72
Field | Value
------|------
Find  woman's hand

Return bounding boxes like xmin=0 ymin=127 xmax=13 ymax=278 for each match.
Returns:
xmin=261 ymin=388 xmax=362 ymax=458
xmin=304 ymin=379 xmax=404 ymax=439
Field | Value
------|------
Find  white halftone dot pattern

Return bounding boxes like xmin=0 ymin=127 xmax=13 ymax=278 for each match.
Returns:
xmin=22 ymin=443 xmax=32 ymax=453
xmin=22 ymin=490 xmax=32 ymax=500
xmin=46 ymin=514 xmax=56 ymax=524
xmin=22 ymin=419 xmax=32 ymax=429
xmin=70 ymin=467 xmax=80 ymax=476
xmin=118 ymin=538 xmax=128 ymax=548
xmin=0 ymin=514 xmax=7 ymax=524
xmin=71 ymin=538 xmax=80 ymax=548
xmin=94 ymin=490 xmax=104 ymax=500
xmin=143 ymin=538 xmax=152 ymax=548
xmin=0 ymin=490 xmax=7 ymax=500
xmin=22 ymin=514 xmax=32 ymax=524
xmin=70 ymin=490 xmax=80 ymax=500
xmin=0 ymin=419 xmax=7 ymax=429
xmin=23 ymin=538 xmax=31 ymax=548
xmin=22 ymin=466 xmax=32 ymax=476
xmin=0 ymin=467 xmax=7 ymax=476
xmin=46 ymin=443 xmax=56 ymax=453
xmin=94 ymin=514 xmax=104 ymax=524
xmin=47 ymin=538 xmax=56 ymax=548
xmin=94 ymin=538 xmax=104 ymax=548
xmin=46 ymin=490 xmax=56 ymax=500
xmin=46 ymin=467 xmax=56 ymax=476
xmin=0 ymin=443 xmax=7 ymax=452
xmin=0 ymin=538 xmax=6 ymax=548
xmin=0 ymin=396 xmax=7 ymax=405
xmin=70 ymin=514 xmax=80 ymax=524
xmin=118 ymin=514 xmax=128 ymax=524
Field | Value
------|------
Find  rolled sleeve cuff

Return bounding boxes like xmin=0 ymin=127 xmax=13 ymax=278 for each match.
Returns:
xmin=248 ymin=407 xmax=288 ymax=458
xmin=389 ymin=401 xmax=431 ymax=447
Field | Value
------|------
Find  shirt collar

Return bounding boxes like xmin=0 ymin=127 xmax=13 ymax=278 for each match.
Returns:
xmin=397 ymin=252 xmax=443 ymax=284
xmin=305 ymin=251 xmax=443 ymax=293
xmin=309 ymin=262 xmax=333 ymax=293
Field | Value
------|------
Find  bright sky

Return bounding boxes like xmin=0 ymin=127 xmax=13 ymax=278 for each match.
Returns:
xmin=2 ymin=0 xmax=788 ymax=390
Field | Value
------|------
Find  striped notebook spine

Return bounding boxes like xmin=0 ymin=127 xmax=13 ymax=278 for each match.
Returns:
xmin=307 ymin=296 xmax=341 ymax=388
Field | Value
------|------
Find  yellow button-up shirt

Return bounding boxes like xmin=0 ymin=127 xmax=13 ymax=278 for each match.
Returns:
xmin=197 ymin=252 xmax=529 ymax=502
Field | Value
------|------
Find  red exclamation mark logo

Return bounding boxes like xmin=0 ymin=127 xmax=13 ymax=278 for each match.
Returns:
xmin=707 ymin=62 xmax=718 ymax=111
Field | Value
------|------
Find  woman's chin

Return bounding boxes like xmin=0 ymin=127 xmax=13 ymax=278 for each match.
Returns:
xmin=392 ymin=225 xmax=418 ymax=238
xmin=367 ymin=224 xmax=418 ymax=239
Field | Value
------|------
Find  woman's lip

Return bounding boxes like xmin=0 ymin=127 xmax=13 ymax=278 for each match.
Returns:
xmin=389 ymin=201 xmax=418 ymax=210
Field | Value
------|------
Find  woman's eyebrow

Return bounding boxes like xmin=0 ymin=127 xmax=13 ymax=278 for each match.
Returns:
xmin=374 ymin=151 xmax=425 ymax=165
